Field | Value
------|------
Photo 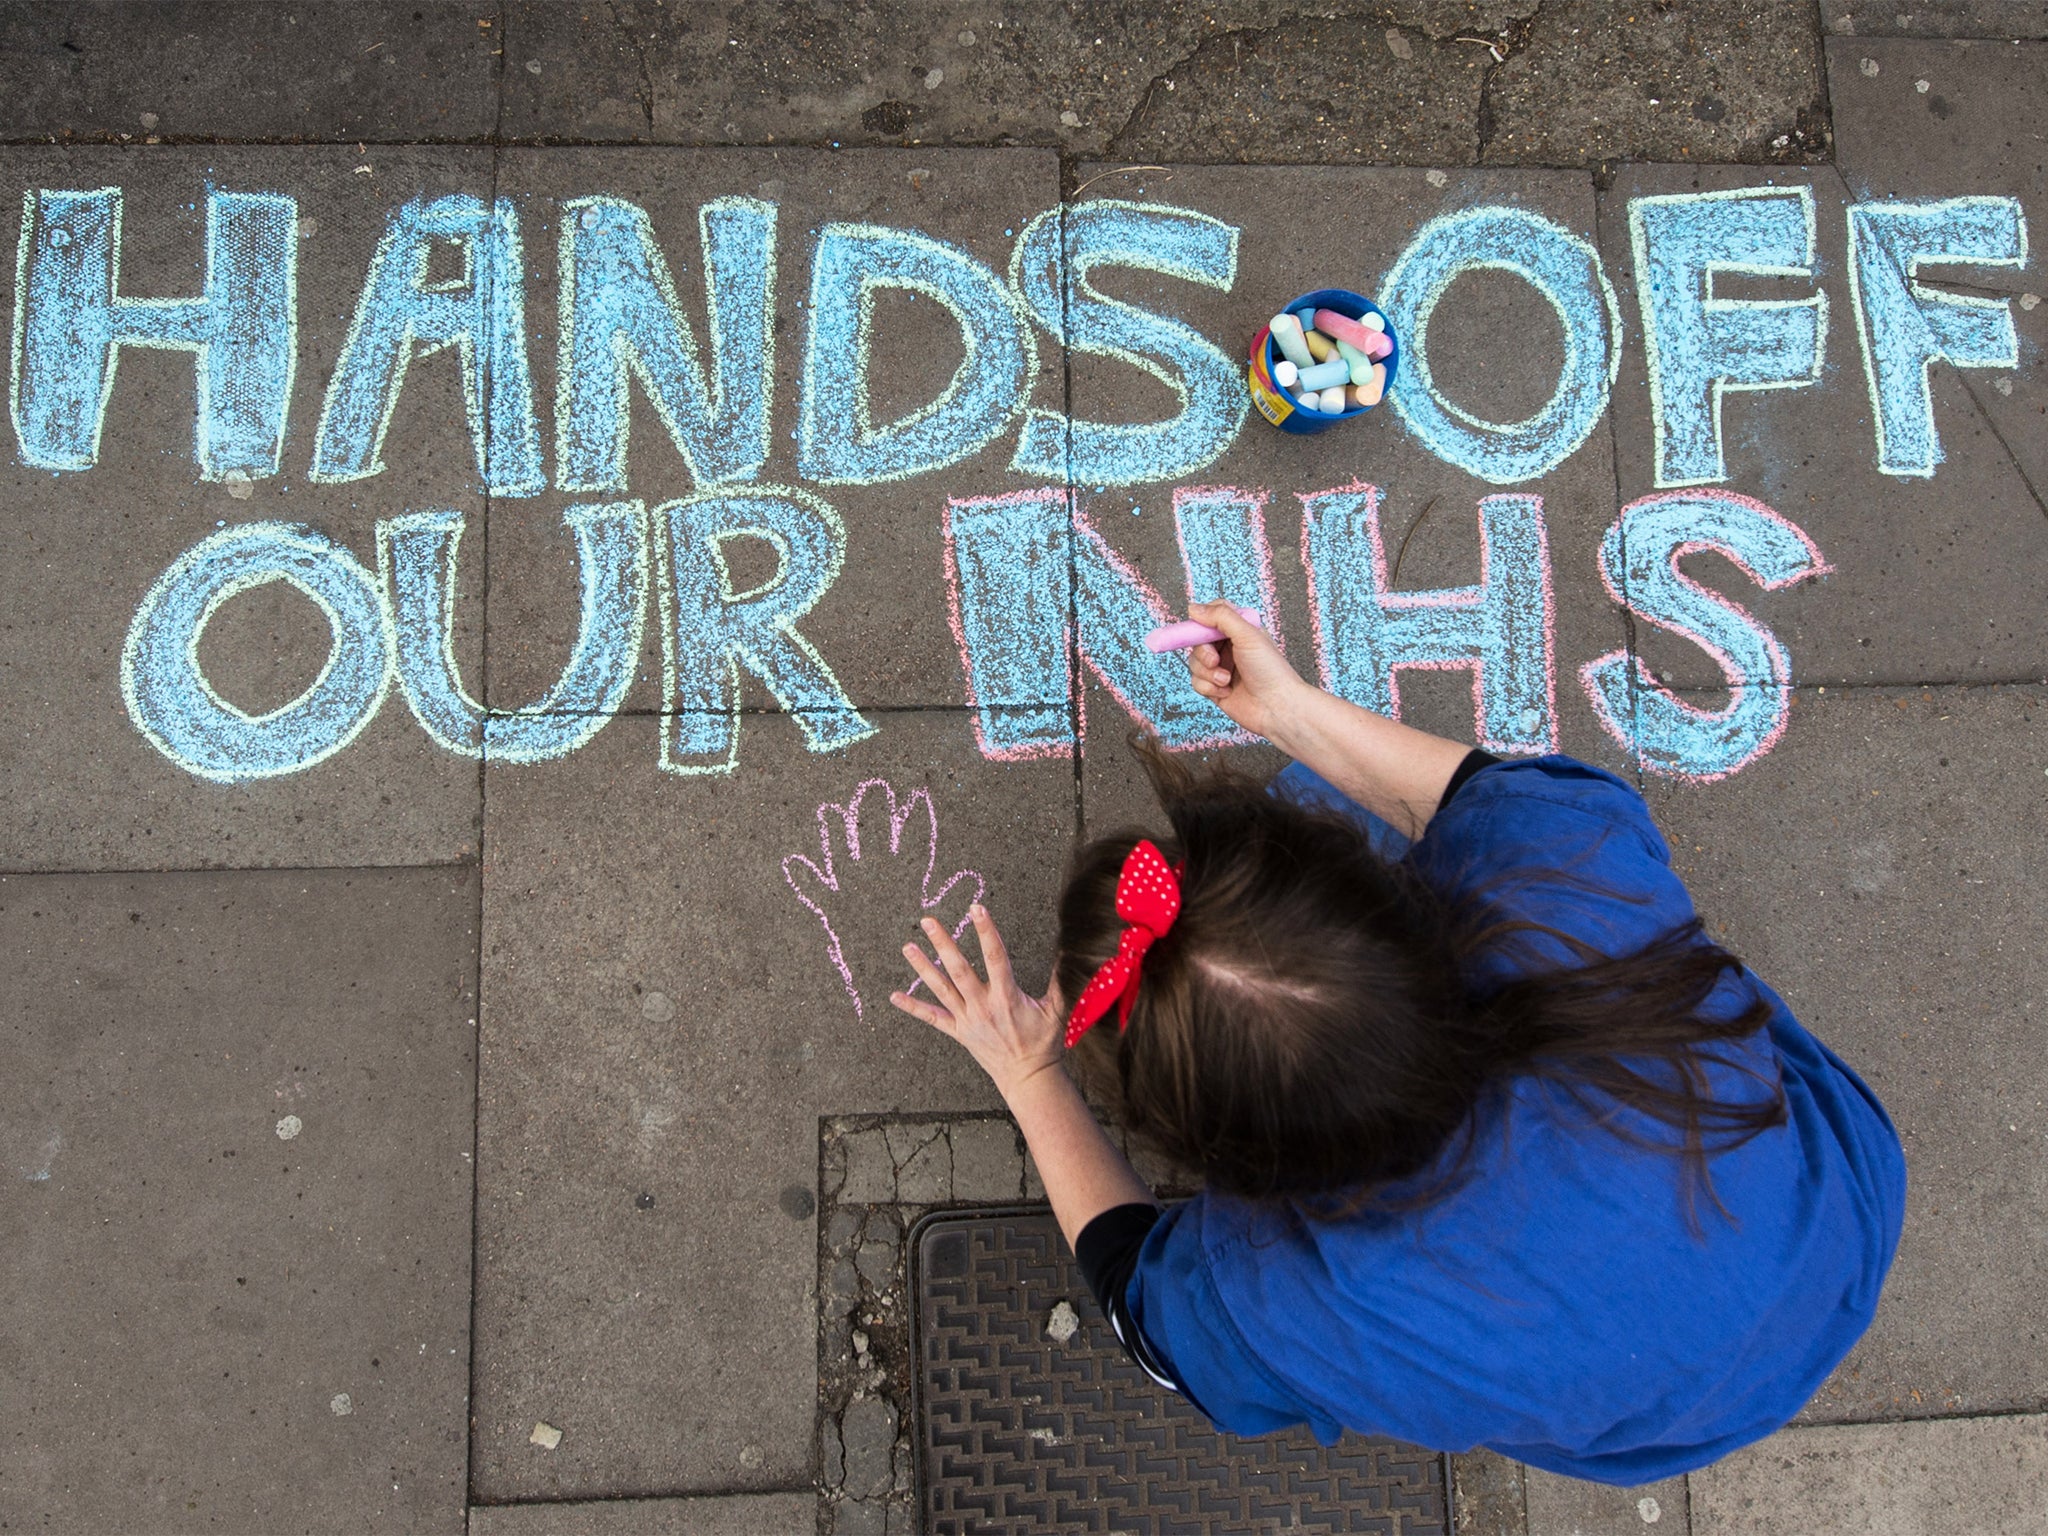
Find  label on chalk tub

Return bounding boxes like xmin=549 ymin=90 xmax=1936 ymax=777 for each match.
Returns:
xmin=1246 ymin=326 xmax=1295 ymax=426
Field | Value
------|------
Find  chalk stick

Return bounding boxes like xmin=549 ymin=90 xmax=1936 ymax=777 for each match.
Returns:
xmin=1269 ymin=312 xmax=1315 ymax=370
xmin=1303 ymin=328 xmax=1338 ymax=364
xmin=1362 ymin=311 xmax=1386 ymax=332
xmin=1296 ymin=358 xmax=1350 ymax=391
xmin=1145 ymin=608 xmax=1263 ymax=653
xmin=1274 ymin=357 xmax=1299 ymax=388
xmin=1357 ymin=361 xmax=1387 ymax=406
xmin=1318 ymin=385 xmax=1348 ymax=413
xmin=1332 ymin=335 xmax=1374 ymax=385
xmin=1294 ymin=390 xmax=1325 ymax=411
xmin=1315 ymin=308 xmax=1393 ymax=360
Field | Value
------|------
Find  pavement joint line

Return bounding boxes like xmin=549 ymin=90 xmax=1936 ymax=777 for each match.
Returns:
xmin=1956 ymin=371 xmax=2048 ymax=525
xmin=0 ymin=861 xmax=479 ymax=879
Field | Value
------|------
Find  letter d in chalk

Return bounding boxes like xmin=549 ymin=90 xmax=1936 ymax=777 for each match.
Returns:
xmin=798 ymin=224 xmax=1034 ymax=485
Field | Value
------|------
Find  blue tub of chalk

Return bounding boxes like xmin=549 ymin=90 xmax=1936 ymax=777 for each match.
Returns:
xmin=1247 ymin=288 xmax=1399 ymax=435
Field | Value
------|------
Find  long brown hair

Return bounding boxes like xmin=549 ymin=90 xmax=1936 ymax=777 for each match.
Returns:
xmin=1056 ymin=743 xmax=1786 ymax=1221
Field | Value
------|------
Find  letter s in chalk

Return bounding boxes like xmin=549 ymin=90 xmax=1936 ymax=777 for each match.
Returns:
xmin=1581 ymin=490 xmax=1829 ymax=782
xmin=1010 ymin=200 xmax=1246 ymax=487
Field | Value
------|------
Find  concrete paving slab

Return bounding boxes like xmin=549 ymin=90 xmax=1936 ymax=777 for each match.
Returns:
xmin=1594 ymin=163 xmax=2048 ymax=692
xmin=472 ymin=710 xmax=1073 ymax=1501
xmin=469 ymin=1491 xmax=818 ymax=1535
xmin=1830 ymin=37 xmax=2048 ymax=291
xmin=1829 ymin=2 xmax=2048 ymax=36
xmin=1525 ymin=1468 xmax=1689 ymax=1535
xmin=482 ymin=147 xmax=1065 ymax=716
xmin=1690 ymin=1413 xmax=2048 ymax=1535
xmin=1486 ymin=2 xmax=1831 ymax=165
xmin=494 ymin=2 xmax=1535 ymax=162
xmin=1644 ymin=683 xmax=2048 ymax=1421
xmin=0 ymin=865 xmax=477 ymax=1535
xmin=0 ymin=147 xmax=489 ymax=871
xmin=1061 ymin=166 xmax=1633 ymax=827
xmin=0 ymin=2 xmax=502 ymax=143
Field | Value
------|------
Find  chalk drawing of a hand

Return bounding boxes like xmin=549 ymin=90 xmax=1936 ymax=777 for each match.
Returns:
xmin=782 ymin=780 xmax=987 ymax=1019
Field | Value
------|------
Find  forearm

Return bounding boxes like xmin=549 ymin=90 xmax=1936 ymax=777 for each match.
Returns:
xmin=1001 ymin=1062 xmax=1155 ymax=1251
xmin=1264 ymin=682 xmax=1471 ymax=839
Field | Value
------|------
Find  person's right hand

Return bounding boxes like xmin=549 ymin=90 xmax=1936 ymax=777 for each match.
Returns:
xmin=1184 ymin=600 xmax=1311 ymax=745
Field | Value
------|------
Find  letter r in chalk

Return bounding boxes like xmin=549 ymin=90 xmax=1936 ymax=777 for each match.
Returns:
xmin=1631 ymin=187 xmax=1827 ymax=488
xmin=12 ymin=187 xmax=296 ymax=480
xmin=659 ymin=486 xmax=874 ymax=774
xmin=1300 ymin=484 xmax=1555 ymax=754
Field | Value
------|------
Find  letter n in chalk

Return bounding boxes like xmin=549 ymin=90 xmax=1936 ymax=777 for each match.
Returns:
xmin=659 ymin=486 xmax=874 ymax=774
xmin=1300 ymin=484 xmax=1555 ymax=754
xmin=944 ymin=487 xmax=1251 ymax=759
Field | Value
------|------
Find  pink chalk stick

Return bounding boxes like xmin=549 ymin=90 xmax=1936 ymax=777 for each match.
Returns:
xmin=1314 ymin=308 xmax=1393 ymax=360
xmin=1145 ymin=608 xmax=1262 ymax=653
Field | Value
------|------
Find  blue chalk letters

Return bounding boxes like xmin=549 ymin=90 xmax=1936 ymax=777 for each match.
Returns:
xmin=380 ymin=502 xmax=649 ymax=762
xmin=13 ymin=187 xmax=297 ymax=480
xmin=1008 ymin=200 xmax=1245 ymax=486
xmin=1300 ymin=483 xmax=1555 ymax=753
xmin=798 ymin=223 xmax=1033 ymax=485
xmin=122 ymin=522 xmax=392 ymax=782
xmin=1377 ymin=205 xmax=1621 ymax=485
xmin=1631 ymin=188 xmax=1827 ymax=488
xmin=1581 ymin=491 xmax=1827 ymax=781
xmin=311 ymin=194 xmax=544 ymax=496
xmin=556 ymin=196 xmax=776 ymax=494
xmin=1847 ymin=197 xmax=2028 ymax=478
xmin=659 ymin=486 xmax=874 ymax=772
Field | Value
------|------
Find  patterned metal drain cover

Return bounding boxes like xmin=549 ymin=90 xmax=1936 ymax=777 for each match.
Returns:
xmin=912 ymin=1210 xmax=1447 ymax=1535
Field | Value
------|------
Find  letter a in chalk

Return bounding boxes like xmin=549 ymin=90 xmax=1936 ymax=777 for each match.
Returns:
xmin=798 ymin=223 xmax=1033 ymax=485
xmin=312 ymin=194 xmax=544 ymax=496
xmin=379 ymin=502 xmax=650 ymax=763
xmin=1581 ymin=490 xmax=1828 ymax=781
xmin=1631 ymin=187 xmax=1827 ymax=488
xmin=1299 ymin=484 xmax=1555 ymax=754
xmin=13 ymin=187 xmax=296 ymax=480
xmin=659 ymin=486 xmax=874 ymax=773
xmin=556 ymin=196 xmax=776 ymax=493
xmin=1848 ymin=197 xmax=2027 ymax=478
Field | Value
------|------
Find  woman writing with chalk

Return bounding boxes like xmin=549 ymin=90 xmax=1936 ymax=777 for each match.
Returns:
xmin=888 ymin=601 xmax=1905 ymax=1484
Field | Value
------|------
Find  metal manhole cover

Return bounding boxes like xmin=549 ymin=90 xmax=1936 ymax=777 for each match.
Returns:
xmin=912 ymin=1210 xmax=1447 ymax=1535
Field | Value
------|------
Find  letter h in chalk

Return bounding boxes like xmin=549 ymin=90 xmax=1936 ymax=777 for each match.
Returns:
xmin=1300 ymin=484 xmax=1555 ymax=755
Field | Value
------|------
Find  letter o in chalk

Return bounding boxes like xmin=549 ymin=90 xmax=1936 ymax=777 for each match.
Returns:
xmin=1378 ymin=205 xmax=1622 ymax=485
xmin=122 ymin=522 xmax=393 ymax=782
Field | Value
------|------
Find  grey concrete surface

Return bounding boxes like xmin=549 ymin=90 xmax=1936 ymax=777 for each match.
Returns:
xmin=0 ymin=2 xmax=502 ymax=144
xmin=0 ymin=147 xmax=487 ymax=872
xmin=1451 ymin=1449 xmax=1530 ymax=1536
xmin=1525 ymin=1468 xmax=1690 ymax=1535
xmin=470 ymin=712 xmax=1070 ymax=1501
xmin=1593 ymin=162 xmax=2048 ymax=692
xmin=1689 ymin=1413 xmax=2048 ymax=1534
xmin=1644 ymin=683 xmax=2048 ymax=1421
xmin=0 ymin=866 xmax=478 ymax=1535
xmin=470 ymin=1491 xmax=820 ymax=1534
xmin=482 ymin=146 xmax=1066 ymax=714
xmin=1828 ymin=2 xmax=2048 ymax=37
xmin=1484 ymin=2 xmax=1831 ymax=166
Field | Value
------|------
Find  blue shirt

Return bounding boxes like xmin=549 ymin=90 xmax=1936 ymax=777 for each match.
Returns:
xmin=1124 ymin=757 xmax=1907 ymax=1484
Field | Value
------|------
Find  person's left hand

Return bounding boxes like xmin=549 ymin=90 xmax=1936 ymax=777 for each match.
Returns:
xmin=891 ymin=904 xmax=1064 ymax=1099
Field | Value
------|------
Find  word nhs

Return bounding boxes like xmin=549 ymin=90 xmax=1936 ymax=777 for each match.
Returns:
xmin=13 ymin=186 xmax=2030 ymax=492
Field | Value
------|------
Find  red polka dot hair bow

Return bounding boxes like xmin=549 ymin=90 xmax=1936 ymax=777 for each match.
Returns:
xmin=1064 ymin=838 xmax=1183 ymax=1049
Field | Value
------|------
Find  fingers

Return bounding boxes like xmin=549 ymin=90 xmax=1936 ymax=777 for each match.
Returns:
xmin=968 ymin=903 xmax=1014 ymax=990
xmin=888 ymin=988 xmax=955 ymax=1033
xmin=922 ymin=915 xmax=985 ymax=996
xmin=902 ymin=937 xmax=966 ymax=1015
xmin=1189 ymin=599 xmax=1261 ymax=645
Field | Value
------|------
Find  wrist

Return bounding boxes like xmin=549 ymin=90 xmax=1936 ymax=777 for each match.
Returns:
xmin=994 ymin=1053 xmax=1071 ymax=1110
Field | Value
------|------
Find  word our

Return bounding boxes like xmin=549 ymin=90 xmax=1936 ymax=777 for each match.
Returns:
xmin=12 ymin=187 xmax=2028 ymax=494
xmin=122 ymin=482 xmax=1823 ymax=787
